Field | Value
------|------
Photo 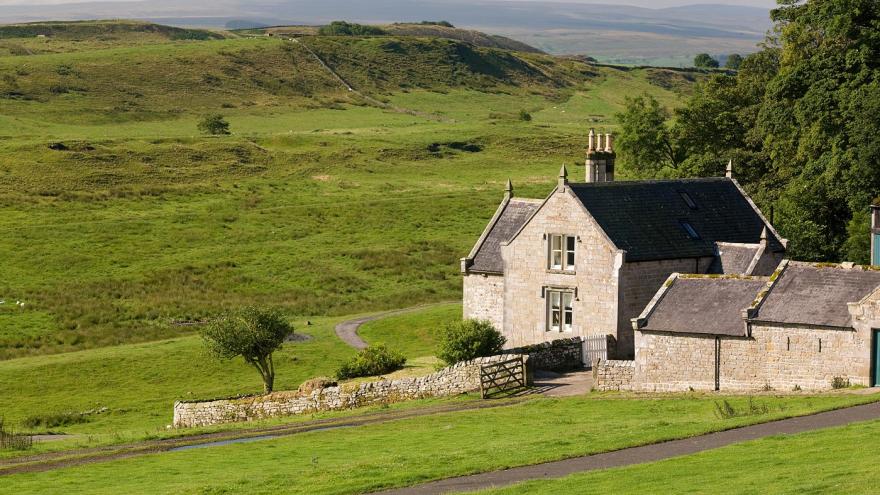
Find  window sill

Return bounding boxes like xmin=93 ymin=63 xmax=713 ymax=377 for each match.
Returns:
xmin=546 ymin=269 xmax=576 ymax=275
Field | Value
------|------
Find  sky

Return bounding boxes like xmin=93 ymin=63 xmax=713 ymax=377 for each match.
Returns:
xmin=0 ymin=0 xmax=779 ymax=7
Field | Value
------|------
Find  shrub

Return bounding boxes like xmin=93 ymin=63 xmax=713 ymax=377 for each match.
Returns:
xmin=437 ymin=319 xmax=506 ymax=365
xmin=831 ymin=376 xmax=851 ymax=389
xmin=336 ymin=344 xmax=406 ymax=379
xmin=518 ymin=109 xmax=532 ymax=121
xmin=318 ymin=21 xmax=385 ymax=36
xmin=21 ymin=411 xmax=90 ymax=429
xmin=197 ymin=114 xmax=231 ymax=135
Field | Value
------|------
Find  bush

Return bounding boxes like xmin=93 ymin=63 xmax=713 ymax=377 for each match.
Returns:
xmin=336 ymin=344 xmax=406 ymax=379
xmin=518 ymin=109 xmax=532 ymax=121
xmin=318 ymin=21 xmax=385 ymax=36
xmin=197 ymin=114 xmax=230 ymax=135
xmin=437 ymin=319 xmax=506 ymax=365
xmin=21 ymin=411 xmax=90 ymax=429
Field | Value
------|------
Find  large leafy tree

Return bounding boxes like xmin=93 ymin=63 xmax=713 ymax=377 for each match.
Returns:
xmin=616 ymin=0 xmax=880 ymax=263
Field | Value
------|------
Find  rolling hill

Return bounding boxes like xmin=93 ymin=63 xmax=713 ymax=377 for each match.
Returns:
xmin=0 ymin=20 xmax=700 ymax=358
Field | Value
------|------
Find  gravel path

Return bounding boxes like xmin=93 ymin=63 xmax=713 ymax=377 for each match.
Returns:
xmin=334 ymin=303 xmax=456 ymax=350
xmin=374 ymin=400 xmax=880 ymax=495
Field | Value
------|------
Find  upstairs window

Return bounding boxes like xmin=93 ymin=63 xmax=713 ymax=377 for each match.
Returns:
xmin=548 ymin=290 xmax=574 ymax=332
xmin=549 ymin=234 xmax=576 ymax=271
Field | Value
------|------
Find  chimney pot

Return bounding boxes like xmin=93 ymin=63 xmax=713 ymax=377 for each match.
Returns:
xmin=605 ymin=133 xmax=614 ymax=153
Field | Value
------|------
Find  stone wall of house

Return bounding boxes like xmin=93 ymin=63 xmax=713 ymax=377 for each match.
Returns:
xmin=633 ymin=325 xmax=870 ymax=392
xmin=506 ymin=337 xmax=584 ymax=371
xmin=500 ymin=188 xmax=622 ymax=348
xmin=463 ymin=273 xmax=505 ymax=331
xmin=617 ymin=257 xmax=714 ymax=358
xmin=594 ymin=359 xmax=635 ymax=391
xmin=173 ymin=354 xmax=527 ymax=428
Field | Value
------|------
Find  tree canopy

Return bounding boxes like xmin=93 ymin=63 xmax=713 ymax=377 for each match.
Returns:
xmin=616 ymin=0 xmax=880 ymax=263
xmin=201 ymin=307 xmax=292 ymax=394
xmin=694 ymin=53 xmax=720 ymax=68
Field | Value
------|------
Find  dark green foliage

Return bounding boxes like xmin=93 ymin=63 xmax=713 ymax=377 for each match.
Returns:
xmin=518 ymin=109 xmax=532 ymax=121
xmin=437 ymin=319 xmax=506 ymax=365
xmin=318 ymin=21 xmax=386 ymax=36
xmin=615 ymin=1 xmax=880 ymax=263
xmin=198 ymin=114 xmax=230 ymax=135
xmin=21 ymin=411 xmax=90 ymax=429
xmin=201 ymin=307 xmax=292 ymax=393
xmin=725 ymin=53 xmax=743 ymax=70
xmin=335 ymin=344 xmax=407 ymax=379
xmin=615 ymin=94 xmax=684 ymax=177
xmin=694 ymin=53 xmax=719 ymax=68
xmin=418 ymin=21 xmax=455 ymax=28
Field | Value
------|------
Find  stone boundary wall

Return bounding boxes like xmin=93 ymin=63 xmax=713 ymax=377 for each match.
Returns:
xmin=506 ymin=337 xmax=584 ymax=371
xmin=594 ymin=359 xmax=635 ymax=391
xmin=174 ymin=354 xmax=527 ymax=428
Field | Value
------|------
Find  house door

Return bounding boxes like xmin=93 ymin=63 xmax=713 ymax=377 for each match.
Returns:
xmin=873 ymin=330 xmax=880 ymax=387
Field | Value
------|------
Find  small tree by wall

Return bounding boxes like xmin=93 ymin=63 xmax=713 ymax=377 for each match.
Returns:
xmin=201 ymin=307 xmax=292 ymax=394
xmin=437 ymin=319 xmax=506 ymax=365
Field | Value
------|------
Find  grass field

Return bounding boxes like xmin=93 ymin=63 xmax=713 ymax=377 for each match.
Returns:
xmin=0 ymin=24 xmax=695 ymax=359
xmin=357 ymin=303 xmax=460 ymax=358
xmin=477 ymin=418 xmax=880 ymax=494
xmin=3 ymin=394 xmax=876 ymax=494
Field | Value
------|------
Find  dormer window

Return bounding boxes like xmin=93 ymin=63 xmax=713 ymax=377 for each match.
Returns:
xmin=680 ymin=221 xmax=701 ymax=240
xmin=548 ymin=234 xmax=576 ymax=271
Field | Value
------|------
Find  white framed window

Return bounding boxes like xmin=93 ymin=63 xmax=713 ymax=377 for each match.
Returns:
xmin=548 ymin=234 xmax=576 ymax=271
xmin=547 ymin=290 xmax=574 ymax=332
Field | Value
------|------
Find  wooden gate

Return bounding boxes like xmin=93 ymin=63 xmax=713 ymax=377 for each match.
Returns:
xmin=582 ymin=335 xmax=608 ymax=368
xmin=479 ymin=357 xmax=527 ymax=398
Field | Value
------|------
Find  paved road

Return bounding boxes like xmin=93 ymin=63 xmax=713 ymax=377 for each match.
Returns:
xmin=375 ymin=401 xmax=880 ymax=495
xmin=334 ymin=303 xmax=456 ymax=349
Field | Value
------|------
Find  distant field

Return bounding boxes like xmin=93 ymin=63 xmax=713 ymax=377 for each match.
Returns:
xmin=0 ymin=25 xmax=694 ymax=358
xmin=5 ymin=394 xmax=877 ymax=494
xmin=478 ymin=419 xmax=880 ymax=494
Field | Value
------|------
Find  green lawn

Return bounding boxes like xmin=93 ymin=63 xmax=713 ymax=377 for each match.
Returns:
xmin=3 ymin=394 xmax=876 ymax=494
xmin=357 ymin=303 xmax=460 ymax=358
xmin=477 ymin=418 xmax=880 ymax=494
xmin=0 ymin=317 xmax=356 ymax=438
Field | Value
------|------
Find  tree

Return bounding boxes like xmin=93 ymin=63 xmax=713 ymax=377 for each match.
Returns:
xmin=201 ymin=307 xmax=292 ymax=394
xmin=725 ymin=53 xmax=743 ymax=70
xmin=694 ymin=53 xmax=720 ymax=68
xmin=197 ymin=114 xmax=230 ymax=135
xmin=318 ymin=21 xmax=385 ymax=36
xmin=437 ymin=319 xmax=505 ymax=365
xmin=614 ymin=94 xmax=684 ymax=177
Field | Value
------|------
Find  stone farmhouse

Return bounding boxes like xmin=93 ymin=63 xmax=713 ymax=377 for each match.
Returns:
xmin=628 ymin=260 xmax=880 ymax=391
xmin=461 ymin=131 xmax=787 ymax=358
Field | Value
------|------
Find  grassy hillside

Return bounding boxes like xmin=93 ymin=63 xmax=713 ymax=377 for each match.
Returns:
xmin=0 ymin=20 xmax=225 ymax=56
xmin=0 ymin=22 xmax=698 ymax=358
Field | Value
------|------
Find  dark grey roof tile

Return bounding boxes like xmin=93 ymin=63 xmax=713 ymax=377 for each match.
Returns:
xmin=470 ymin=199 xmax=540 ymax=274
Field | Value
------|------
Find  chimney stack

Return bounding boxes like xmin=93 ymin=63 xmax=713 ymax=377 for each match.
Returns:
xmin=586 ymin=128 xmax=615 ymax=183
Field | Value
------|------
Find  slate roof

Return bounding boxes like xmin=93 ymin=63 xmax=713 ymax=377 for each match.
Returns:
xmin=469 ymin=199 xmax=540 ymax=274
xmin=756 ymin=262 xmax=880 ymax=328
xmin=568 ymin=178 xmax=784 ymax=262
xmin=708 ymin=243 xmax=762 ymax=275
xmin=640 ymin=277 xmax=767 ymax=336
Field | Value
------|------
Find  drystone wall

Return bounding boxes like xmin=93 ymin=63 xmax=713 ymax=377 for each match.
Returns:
xmin=594 ymin=359 xmax=635 ymax=391
xmin=506 ymin=337 xmax=584 ymax=371
xmin=174 ymin=354 xmax=527 ymax=428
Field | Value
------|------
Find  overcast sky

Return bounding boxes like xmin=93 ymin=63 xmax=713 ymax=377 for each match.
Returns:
xmin=0 ymin=0 xmax=779 ymax=7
